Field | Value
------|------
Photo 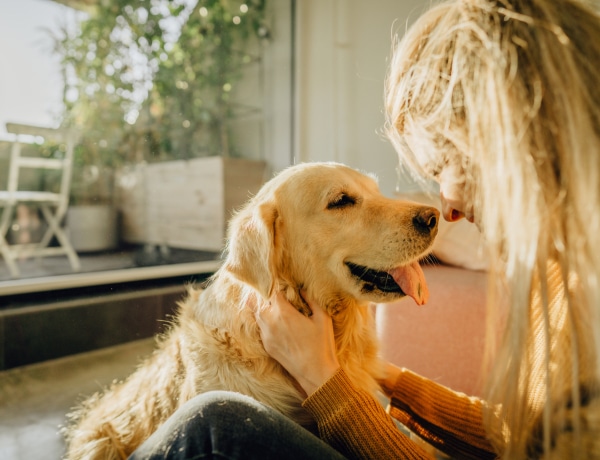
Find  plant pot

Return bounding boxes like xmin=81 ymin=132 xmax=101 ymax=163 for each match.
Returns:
xmin=67 ymin=204 xmax=118 ymax=252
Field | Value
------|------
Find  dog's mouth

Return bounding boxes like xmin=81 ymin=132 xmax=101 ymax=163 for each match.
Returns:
xmin=345 ymin=261 xmax=428 ymax=305
xmin=346 ymin=262 xmax=403 ymax=293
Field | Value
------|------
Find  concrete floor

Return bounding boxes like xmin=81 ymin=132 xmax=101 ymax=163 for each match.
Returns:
xmin=0 ymin=334 xmax=450 ymax=460
xmin=0 ymin=339 xmax=155 ymax=460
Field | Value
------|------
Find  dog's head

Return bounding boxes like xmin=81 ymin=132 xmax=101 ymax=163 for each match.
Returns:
xmin=223 ymin=162 xmax=439 ymax=314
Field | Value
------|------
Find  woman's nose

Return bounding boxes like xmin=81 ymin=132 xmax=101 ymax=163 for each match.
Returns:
xmin=440 ymin=195 xmax=465 ymax=222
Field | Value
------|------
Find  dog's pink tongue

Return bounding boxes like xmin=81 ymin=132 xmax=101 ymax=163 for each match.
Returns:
xmin=388 ymin=261 xmax=429 ymax=305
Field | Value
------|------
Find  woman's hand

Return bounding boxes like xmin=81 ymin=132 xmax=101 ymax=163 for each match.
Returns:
xmin=255 ymin=291 xmax=340 ymax=396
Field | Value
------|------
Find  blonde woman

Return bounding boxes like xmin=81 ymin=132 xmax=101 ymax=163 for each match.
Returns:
xmin=384 ymin=0 xmax=600 ymax=457
xmin=131 ymin=0 xmax=600 ymax=458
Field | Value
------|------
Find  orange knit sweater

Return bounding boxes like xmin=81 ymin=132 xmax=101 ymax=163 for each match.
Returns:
xmin=302 ymin=367 xmax=497 ymax=459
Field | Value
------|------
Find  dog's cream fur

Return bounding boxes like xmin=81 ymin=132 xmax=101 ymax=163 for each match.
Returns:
xmin=64 ymin=162 xmax=438 ymax=460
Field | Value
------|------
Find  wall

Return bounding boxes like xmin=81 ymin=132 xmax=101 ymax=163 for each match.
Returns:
xmin=291 ymin=0 xmax=427 ymax=196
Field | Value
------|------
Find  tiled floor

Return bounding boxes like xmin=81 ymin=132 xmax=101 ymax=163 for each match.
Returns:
xmin=0 ymin=339 xmax=155 ymax=460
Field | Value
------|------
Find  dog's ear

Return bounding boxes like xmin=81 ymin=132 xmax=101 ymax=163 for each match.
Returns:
xmin=223 ymin=201 xmax=280 ymax=299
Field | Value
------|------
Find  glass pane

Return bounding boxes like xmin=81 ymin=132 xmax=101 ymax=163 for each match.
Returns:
xmin=0 ymin=0 xmax=292 ymax=295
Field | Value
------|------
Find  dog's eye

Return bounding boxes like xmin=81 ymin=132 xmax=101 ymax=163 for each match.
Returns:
xmin=327 ymin=193 xmax=356 ymax=209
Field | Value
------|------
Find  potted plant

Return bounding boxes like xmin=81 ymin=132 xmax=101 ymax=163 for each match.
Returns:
xmin=61 ymin=99 xmax=123 ymax=252
xmin=67 ymin=147 xmax=119 ymax=252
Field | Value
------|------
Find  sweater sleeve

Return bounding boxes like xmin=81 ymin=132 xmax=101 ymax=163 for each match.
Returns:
xmin=302 ymin=368 xmax=433 ymax=460
xmin=388 ymin=368 xmax=498 ymax=460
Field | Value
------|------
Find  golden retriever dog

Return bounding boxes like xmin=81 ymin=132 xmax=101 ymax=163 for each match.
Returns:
xmin=64 ymin=162 xmax=439 ymax=460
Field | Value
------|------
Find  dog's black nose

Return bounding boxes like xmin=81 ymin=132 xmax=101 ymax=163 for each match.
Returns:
xmin=413 ymin=207 xmax=439 ymax=234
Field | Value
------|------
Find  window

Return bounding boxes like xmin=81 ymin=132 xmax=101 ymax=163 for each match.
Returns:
xmin=0 ymin=0 xmax=293 ymax=296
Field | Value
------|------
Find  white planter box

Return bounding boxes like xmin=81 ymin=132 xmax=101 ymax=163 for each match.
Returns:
xmin=116 ymin=157 xmax=268 ymax=251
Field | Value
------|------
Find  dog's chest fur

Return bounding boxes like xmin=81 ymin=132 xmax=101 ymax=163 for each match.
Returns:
xmin=172 ymin=270 xmax=384 ymax=425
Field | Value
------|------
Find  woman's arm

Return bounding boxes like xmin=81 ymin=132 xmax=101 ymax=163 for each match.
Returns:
xmin=384 ymin=363 xmax=498 ymax=460
xmin=256 ymin=292 xmax=500 ymax=459
xmin=256 ymin=292 xmax=432 ymax=459
xmin=302 ymin=367 xmax=433 ymax=459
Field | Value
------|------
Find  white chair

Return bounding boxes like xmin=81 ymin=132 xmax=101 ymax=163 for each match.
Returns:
xmin=0 ymin=122 xmax=81 ymax=278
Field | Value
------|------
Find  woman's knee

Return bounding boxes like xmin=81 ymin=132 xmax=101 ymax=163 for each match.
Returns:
xmin=130 ymin=391 xmax=344 ymax=460
xmin=179 ymin=390 xmax=267 ymax=425
xmin=129 ymin=392 xmax=244 ymax=458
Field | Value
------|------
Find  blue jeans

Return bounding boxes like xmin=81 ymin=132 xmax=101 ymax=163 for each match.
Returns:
xmin=128 ymin=391 xmax=347 ymax=460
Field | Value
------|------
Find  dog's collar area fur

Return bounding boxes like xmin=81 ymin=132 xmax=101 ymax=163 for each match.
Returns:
xmin=345 ymin=261 xmax=404 ymax=294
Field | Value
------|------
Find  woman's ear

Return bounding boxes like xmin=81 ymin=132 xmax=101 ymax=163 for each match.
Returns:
xmin=223 ymin=201 xmax=280 ymax=300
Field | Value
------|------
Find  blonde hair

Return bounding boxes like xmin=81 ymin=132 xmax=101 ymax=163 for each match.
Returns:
xmin=386 ymin=0 xmax=600 ymax=457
